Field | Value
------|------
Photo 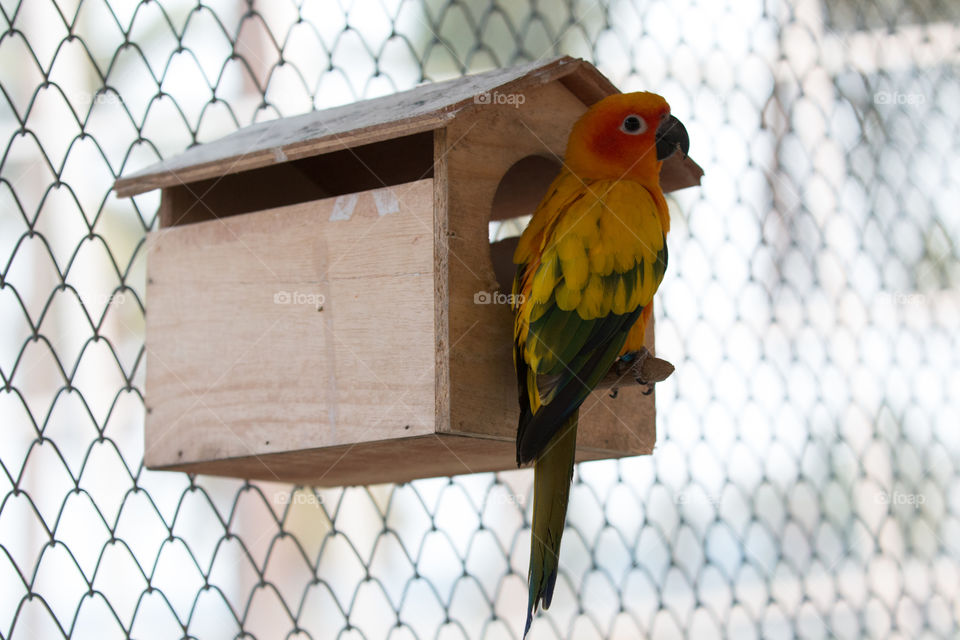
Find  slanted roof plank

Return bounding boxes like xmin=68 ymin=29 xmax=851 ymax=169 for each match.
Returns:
xmin=115 ymin=56 xmax=613 ymax=197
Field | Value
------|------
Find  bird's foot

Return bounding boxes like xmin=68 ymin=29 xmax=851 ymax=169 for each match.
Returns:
xmin=630 ymin=347 xmax=655 ymax=395
xmin=603 ymin=347 xmax=674 ymax=397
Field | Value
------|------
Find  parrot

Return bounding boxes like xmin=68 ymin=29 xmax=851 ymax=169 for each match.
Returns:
xmin=511 ymin=91 xmax=688 ymax=635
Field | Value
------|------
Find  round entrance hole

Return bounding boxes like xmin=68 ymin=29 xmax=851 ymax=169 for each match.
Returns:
xmin=488 ymin=154 xmax=562 ymax=291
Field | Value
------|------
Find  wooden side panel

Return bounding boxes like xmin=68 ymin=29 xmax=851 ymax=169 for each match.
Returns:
xmin=443 ymin=81 xmax=658 ymax=457
xmin=144 ymin=179 xmax=437 ymax=469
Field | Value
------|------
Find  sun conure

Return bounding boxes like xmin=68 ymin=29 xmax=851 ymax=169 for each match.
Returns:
xmin=512 ymin=92 xmax=688 ymax=635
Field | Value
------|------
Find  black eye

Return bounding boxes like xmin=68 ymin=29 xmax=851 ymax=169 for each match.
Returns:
xmin=620 ymin=114 xmax=647 ymax=135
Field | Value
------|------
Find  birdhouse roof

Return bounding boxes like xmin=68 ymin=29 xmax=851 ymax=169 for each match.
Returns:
xmin=114 ymin=56 xmax=618 ymax=197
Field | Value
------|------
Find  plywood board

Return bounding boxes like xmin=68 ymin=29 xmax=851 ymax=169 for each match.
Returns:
xmin=152 ymin=432 xmax=641 ymax=487
xmin=144 ymin=179 xmax=437 ymax=469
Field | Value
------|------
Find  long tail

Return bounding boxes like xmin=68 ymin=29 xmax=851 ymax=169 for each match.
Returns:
xmin=525 ymin=412 xmax=578 ymax=636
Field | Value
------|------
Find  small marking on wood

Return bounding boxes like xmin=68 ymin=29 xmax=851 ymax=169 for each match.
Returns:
xmin=329 ymin=194 xmax=358 ymax=221
xmin=272 ymin=147 xmax=288 ymax=162
xmin=373 ymin=188 xmax=400 ymax=216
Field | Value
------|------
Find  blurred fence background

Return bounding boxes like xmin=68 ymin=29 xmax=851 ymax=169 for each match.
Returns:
xmin=2 ymin=0 xmax=959 ymax=638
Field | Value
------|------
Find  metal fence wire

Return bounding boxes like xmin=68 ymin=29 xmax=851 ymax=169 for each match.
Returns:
xmin=2 ymin=0 xmax=959 ymax=638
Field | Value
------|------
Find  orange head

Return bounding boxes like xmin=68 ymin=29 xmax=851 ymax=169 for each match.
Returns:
xmin=564 ymin=91 xmax=688 ymax=186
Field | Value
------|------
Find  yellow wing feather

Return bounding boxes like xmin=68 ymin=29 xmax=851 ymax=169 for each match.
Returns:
xmin=514 ymin=170 xmax=668 ymax=391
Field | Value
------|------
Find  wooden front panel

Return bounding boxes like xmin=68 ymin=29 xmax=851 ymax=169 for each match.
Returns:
xmin=144 ymin=179 xmax=437 ymax=471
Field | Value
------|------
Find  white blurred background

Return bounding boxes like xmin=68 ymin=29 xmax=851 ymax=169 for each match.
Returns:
xmin=1 ymin=0 xmax=958 ymax=638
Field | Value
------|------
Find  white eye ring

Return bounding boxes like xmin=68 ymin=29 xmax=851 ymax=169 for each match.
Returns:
xmin=620 ymin=114 xmax=647 ymax=135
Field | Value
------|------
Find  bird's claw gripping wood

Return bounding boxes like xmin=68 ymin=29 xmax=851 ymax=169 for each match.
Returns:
xmin=602 ymin=346 xmax=675 ymax=398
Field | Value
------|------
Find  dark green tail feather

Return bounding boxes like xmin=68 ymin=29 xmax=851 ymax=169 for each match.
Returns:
xmin=524 ymin=413 xmax=578 ymax=637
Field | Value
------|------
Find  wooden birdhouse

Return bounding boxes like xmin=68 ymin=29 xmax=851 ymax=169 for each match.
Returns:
xmin=115 ymin=56 xmax=703 ymax=486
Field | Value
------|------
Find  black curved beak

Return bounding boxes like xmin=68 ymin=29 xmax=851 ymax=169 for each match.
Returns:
xmin=655 ymin=114 xmax=689 ymax=160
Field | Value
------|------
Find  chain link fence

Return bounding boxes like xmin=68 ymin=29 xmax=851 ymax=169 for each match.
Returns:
xmin=2 ymin=0 xmax=959 ymax=638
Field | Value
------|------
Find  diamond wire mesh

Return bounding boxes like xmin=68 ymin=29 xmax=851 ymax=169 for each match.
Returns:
xmin=1 ymin=0 xmax=959 ymax=638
